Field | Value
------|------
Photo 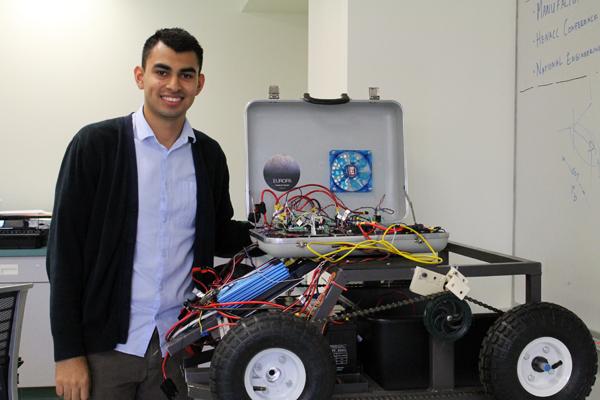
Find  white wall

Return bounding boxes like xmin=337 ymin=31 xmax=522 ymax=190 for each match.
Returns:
xmin=2 ymin=0 xmax=522 ymax=310
xmin=0 ymin=0 xmax=308 ymax=219
xmin=309 ymin=0 xmax=517 ymax=308
xmin=308 ymin=0 xmax=348 ymax=97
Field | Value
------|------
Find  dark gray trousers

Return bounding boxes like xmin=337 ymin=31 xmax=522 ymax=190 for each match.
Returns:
xmin=87 ymin=330 xmax=190 ymax=400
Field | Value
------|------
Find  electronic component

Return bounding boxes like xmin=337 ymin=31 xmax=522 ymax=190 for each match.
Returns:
xmin=329 ymin=150 xmax=373 ymax=192
xmin=409 ymin=267 xmax=446 ymax=296
xmin=0 ymin=213 xmax=51 ymax=249
xmin=216 ymin=259 xmax=290 ymax=306
xmin=409 ymin=267 xmax=471 ymax=300
xmin=445 ymin=268 xmax=470 ymax=300
xmin=249 ymin=183 xmax=448 ymax=260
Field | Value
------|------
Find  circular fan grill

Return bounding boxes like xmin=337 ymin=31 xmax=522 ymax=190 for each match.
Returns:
xmin=329 ymin=150 xmax=372 ymax=192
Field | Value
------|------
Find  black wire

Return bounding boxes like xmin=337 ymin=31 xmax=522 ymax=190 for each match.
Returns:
xmin=242 ymin=245 xmax=258 ymax=268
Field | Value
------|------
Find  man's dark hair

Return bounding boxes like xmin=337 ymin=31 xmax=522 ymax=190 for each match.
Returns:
xmin=142 ymin=28 xmax=204 ymax=71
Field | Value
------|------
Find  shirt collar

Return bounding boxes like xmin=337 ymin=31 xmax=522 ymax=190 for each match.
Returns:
xmin=132 ymin=105 xmax=196 ymax=144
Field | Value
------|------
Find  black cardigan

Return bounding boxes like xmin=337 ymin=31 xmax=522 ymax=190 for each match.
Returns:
xmin=46 ymin=115 xmax=250 ymax=361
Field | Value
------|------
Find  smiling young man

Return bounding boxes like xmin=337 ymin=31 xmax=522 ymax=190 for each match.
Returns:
xmin=47 ymin=28 xmax=252 ymax=400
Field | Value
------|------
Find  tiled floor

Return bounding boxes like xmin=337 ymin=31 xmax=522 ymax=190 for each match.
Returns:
xmin=18 ymin=367 xmax=600 ymax=399
xmin=19 ymin=387 xmax=600 ymax=400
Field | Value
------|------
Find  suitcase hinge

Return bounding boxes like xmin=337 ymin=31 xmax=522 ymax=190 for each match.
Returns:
xmin=369 ymin=87 xmax=380 ymax=101
xmin=268 ymin=85 xmax=280 ymax=100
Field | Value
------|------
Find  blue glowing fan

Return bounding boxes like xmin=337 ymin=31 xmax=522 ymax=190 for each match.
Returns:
xmin=329 ymin=150 xmax=373 ymax=192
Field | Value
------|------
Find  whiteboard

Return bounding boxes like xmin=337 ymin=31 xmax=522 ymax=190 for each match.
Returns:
xmin=516 ymin=0 xmax=600 ymax=332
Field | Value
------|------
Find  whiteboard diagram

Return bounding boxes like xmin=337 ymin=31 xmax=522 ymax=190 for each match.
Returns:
xmin=556 ymin=74 xmax=600 ymax=203
xmin=516 ymin=0 xmax=600 ymax=332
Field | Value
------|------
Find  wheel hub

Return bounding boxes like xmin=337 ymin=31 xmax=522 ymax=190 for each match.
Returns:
xmin=423 ymin=293 xmax=472 ymax=341
xmin=266 ymin=368 xmax=281 ymax=382
xmin=244 ymin=347 xmax=307 ymax=400
xmin=517 ymin=337 xmax=573 ymax=397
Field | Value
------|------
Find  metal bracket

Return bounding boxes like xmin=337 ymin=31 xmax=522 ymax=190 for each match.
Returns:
xmin=268 ymin=85 xmax=280 ymax=100
xmin=369 ymin=87 xmax=380 ymax=101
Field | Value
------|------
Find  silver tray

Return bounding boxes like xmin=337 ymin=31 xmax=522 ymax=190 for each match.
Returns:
xmin=250 ymin=228 xmax=449 ymax=259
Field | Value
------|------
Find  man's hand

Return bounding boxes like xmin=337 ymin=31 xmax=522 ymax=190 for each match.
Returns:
xmin=55 ymin=356 xmax=90 ymax=400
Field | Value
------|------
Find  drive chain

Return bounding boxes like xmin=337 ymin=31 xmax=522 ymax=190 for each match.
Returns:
xmin=464 ymin=296 xmax=504 ymax=314
xmin=325 ymin=292 xmax=503 ymax=323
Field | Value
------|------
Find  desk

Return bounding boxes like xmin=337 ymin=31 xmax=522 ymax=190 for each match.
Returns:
xmin=0 ymin=248 xmax=54 ymax=387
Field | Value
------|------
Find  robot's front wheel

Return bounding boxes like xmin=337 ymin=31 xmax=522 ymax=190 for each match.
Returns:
xmin=209 ymin=312 xmax=335 ymax=400
xmin=479 ymin=302 xmax=597 ymax=400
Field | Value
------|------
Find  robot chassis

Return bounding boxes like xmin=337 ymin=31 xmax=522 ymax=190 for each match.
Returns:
xmin=166 ymin=242 xmax=598 ymax=400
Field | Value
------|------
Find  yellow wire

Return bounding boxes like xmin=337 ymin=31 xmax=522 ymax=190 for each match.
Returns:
xmin=198 ymin=311 xmax=203 ymax=334
xmin=306 ymin=223 xmax=443 ymax=264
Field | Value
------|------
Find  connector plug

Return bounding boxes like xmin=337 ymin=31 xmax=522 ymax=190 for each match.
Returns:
xmin=160 ymin=378 xmax=179 ymax=400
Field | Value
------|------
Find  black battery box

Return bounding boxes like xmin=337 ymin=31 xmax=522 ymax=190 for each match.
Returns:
xmin=357 ymin=313 xmax=499 ymax=390
xmin=326 ymin=321 xmax=359 ymax=374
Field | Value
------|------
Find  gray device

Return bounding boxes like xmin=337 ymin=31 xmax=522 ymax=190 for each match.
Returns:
xmin=245 ymin=92 xmax=449 ymax=258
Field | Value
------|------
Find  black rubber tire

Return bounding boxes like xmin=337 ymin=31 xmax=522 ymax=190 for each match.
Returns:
xmin=479 ymin=302 xmax=597 ymax=400
xmin=209 ymin=312 xmax=336 ymax=400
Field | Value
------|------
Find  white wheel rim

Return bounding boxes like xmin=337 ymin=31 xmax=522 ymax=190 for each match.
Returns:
xmin=516 ymin=336 xmax=573 ymax=397
xmin=244 ymin=347 xmax=307 ymax=400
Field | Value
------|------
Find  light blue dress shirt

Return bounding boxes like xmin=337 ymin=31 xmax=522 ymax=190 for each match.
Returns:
xmin=115 ymin=106 xmax=197 ymax=357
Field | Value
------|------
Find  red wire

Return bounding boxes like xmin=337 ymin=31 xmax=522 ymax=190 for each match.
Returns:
xmin=287 ymin=194 xmax=319 ymax=211
xmin=222 ymin=253 xmax=245 ymax=285
xmin=299 ymin=269 xmax=323 ymax=315
xmin=261 ymin=189 xmax=278 ymax=203
xmin=282 ymin=297 xmax=302 ymax=313
xmin=358 ymin=221 xmax=404 ymax=239
xmin=165 ymin=311 xmax=200 ymax=340
xmin=162 ymin=322 xmax=239 ymax=381
xmin=161 ymin=352 xmax=170 ymax=380
xmin=260 ymin=189 xmax=278 ymax=225
xmin=217 ymin=310 xmax=241 ymax=320
xmin=261 ymin=184 xmax=361 ymax=226
xmin=192 ymin=266 xmax=226 ymax=290
xmin=300 ymin=189 xmax=344 ymax=208
xmin=307 ymin=271 xmax=338 ymax=316
xmin=283 ymin=269 xmax=322 ymax=313
xmin=286 ymin=190 xmax=342 ymax=210
xmin=301 ymin=273 xmax=320 ymax=313
xmin=207 ymin=322 xmax=238 ymax=333
xmin=192 ymin=267 xmax=219 ymax=279
xmin=330 ymin=280 xmax=348 ymax=292
xmin=359 ymin=223 xmax=374 ymax=240
xmin=276 ymin=184 xmax=350 ymax=209
xmin=195 ymin=280 xmax=208 ymax=292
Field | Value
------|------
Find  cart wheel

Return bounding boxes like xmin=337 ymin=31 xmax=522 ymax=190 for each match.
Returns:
xmin=209 ymin=312 xmax=336 ymax=400
xmin=423 ymin=293 xmax=472 ymax=341
xmin=479 ymin=302 xmax=597 ymax=400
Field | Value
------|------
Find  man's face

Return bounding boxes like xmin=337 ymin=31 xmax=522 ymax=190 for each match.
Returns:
xmin=134 ymin=41 xmax=205 ymax=125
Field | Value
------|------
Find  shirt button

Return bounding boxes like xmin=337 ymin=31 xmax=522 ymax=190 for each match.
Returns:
xmin=162 ymin=215 xmax=167 ymax=223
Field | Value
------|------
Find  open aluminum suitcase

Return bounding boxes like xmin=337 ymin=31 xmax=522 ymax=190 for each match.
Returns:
xmin=245 ymin=91 xmax=449 ymax=258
